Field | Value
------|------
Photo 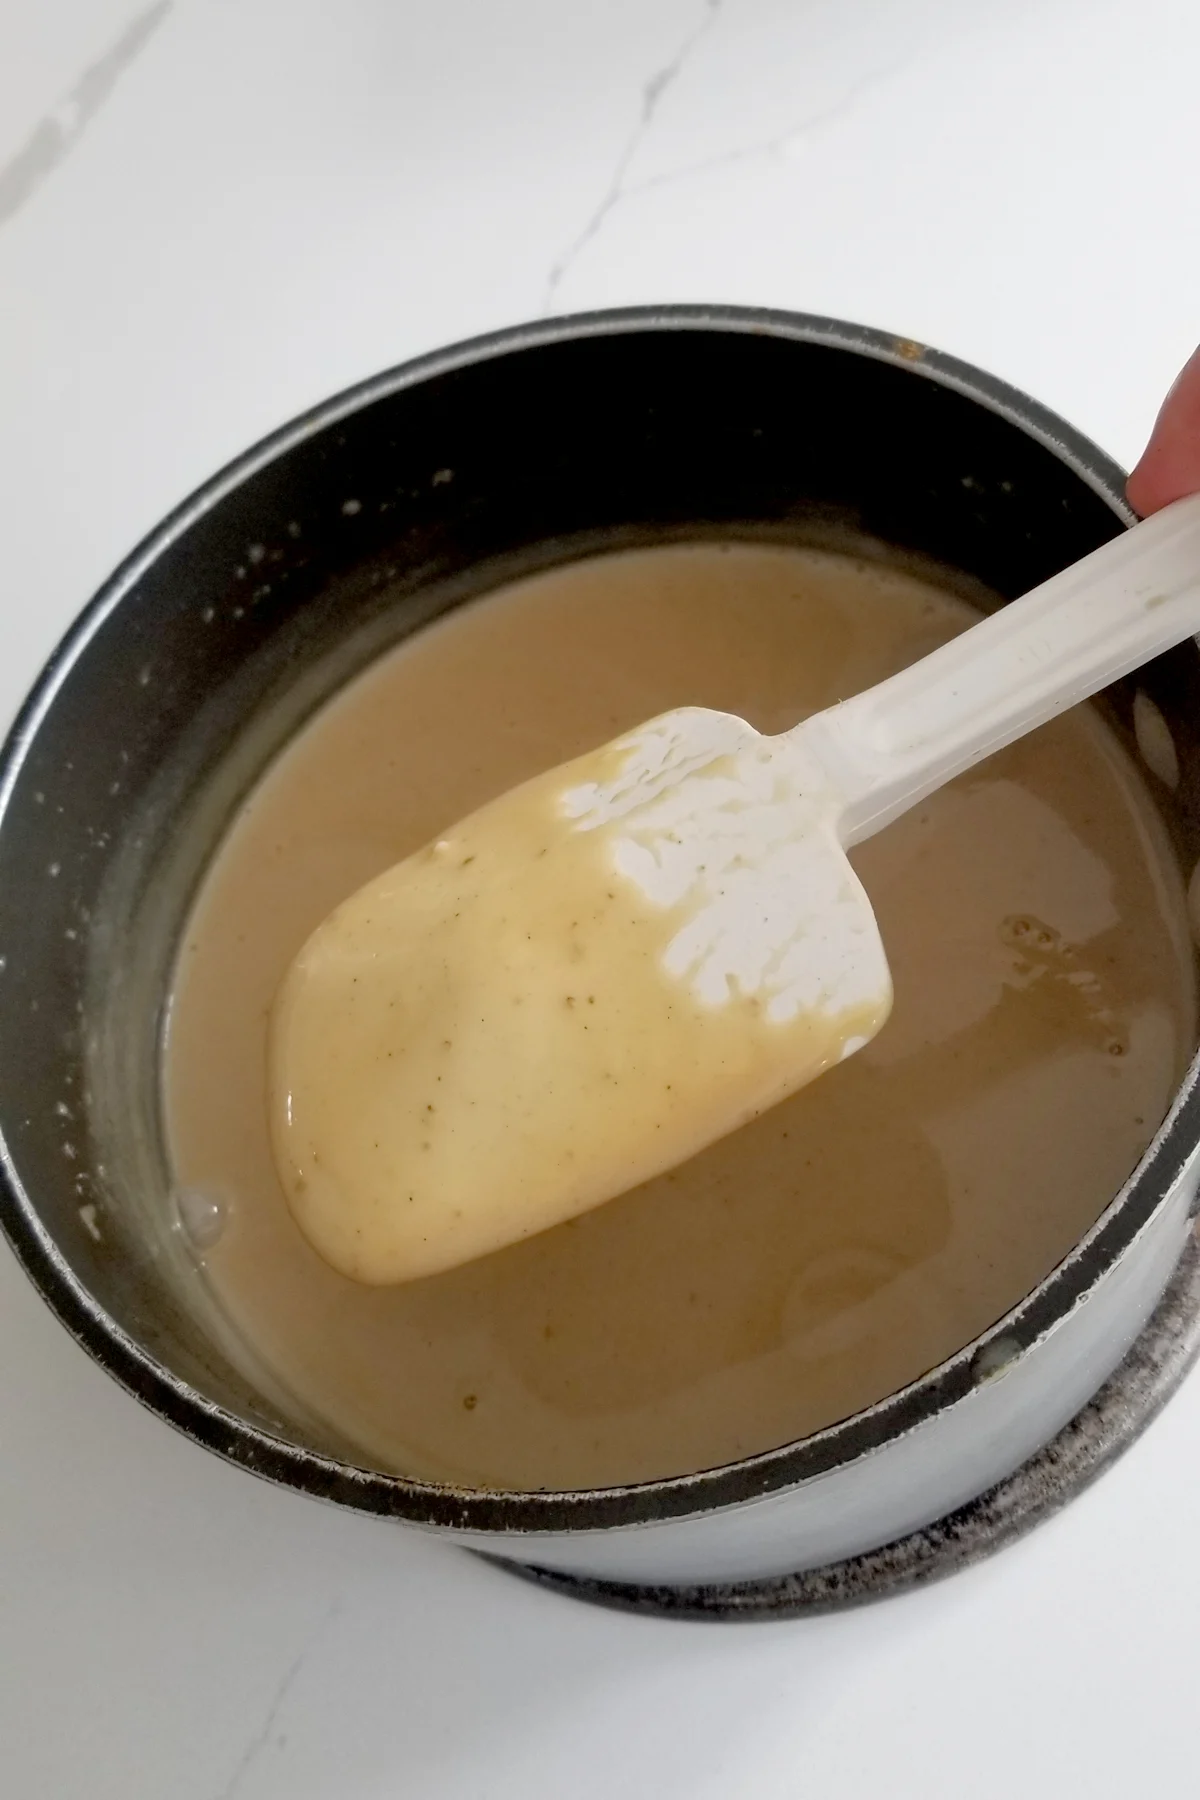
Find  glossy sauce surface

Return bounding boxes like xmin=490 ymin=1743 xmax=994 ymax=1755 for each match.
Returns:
xmin=165 ymin=543 xmax=1195 ymax=1488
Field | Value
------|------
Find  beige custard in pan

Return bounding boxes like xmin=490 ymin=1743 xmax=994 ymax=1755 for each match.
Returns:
xmin=164 ymin=542 xmax=1195 ymax=1489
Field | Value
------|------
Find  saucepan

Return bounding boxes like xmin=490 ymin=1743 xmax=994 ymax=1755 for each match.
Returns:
xmin=2 ymin=306 xmax=1199 ymax=1609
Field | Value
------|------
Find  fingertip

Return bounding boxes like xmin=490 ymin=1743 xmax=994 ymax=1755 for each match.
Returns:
xmin=1127 ymin=345 xmax=1200 ymax=517
xmin=1126 ymin=456 xmax=1162 ymax=518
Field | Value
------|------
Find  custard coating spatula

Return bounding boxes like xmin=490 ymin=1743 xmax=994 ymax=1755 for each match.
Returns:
xmin=272 ymin=494 xmax=1200 ymax=1284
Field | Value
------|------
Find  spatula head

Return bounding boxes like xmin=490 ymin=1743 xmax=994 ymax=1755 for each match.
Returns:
xmin=270 ymin=707 xmax=893 ymax=1284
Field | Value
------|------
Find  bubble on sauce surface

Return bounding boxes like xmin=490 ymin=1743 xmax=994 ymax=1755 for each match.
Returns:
xmin=175 ymin=1185 xmax=228 ymax=1251
xmin=997 ymin=912 xmax=1130 ymax=1056
xmin=971 ymin=1334 xmax=1022 ymax=1384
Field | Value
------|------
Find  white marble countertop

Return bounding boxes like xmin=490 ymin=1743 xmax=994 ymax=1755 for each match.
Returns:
xmin=3 ymin=2 xmax=1200 ymax=1794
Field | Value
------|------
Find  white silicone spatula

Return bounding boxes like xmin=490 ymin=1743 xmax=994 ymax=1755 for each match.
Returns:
xmin=273 ymin=493 xmax=1200 ymax=1286
xmin=565 ymin=491 xmax=1200 ymax=1029
xmin=798 ymin=491 xmax=1200 ymax=849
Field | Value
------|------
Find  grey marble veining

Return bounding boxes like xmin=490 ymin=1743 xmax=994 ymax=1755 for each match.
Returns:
xmin=543 ymin=0 xmax=724 ymax=310
xmin=0 ymin=2 xmax=170 ymax=230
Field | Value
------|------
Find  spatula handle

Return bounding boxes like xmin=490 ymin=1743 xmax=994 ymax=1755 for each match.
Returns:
xmin=796 ymin=492 xmax=1200 ymax=847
